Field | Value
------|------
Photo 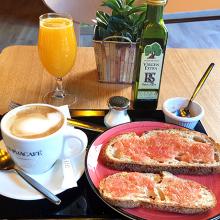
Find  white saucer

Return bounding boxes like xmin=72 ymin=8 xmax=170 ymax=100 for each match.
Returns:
xmin=0 ymin=140 xmax=84 ymax=201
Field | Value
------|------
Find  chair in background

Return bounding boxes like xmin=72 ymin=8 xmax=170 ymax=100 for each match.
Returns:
xmin=42 ymin=0 xmax=108 ymax=44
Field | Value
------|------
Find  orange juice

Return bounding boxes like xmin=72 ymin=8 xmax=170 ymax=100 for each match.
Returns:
xmin=38 ymin=17 xmax=77 ymax=78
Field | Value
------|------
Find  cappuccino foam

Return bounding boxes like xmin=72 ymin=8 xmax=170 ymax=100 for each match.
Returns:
xmin=8 ymin=106 xmax=64 ymax=139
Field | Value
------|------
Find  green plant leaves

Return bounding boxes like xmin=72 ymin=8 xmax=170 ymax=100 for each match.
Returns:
xmin=96 ymin=11 xmax=110 ymax=27
xmin=94 ymin=0 xmax=147 ymax=42
xmin=126 ymin=0 xmax=135 ymax=6
xmin=127 ymin=5 xmax=147 ymax=15
xmin=102 ymin=0 xmax=123 ymax=12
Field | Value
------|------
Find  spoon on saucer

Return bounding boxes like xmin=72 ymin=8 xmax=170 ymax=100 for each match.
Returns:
xmin=177 ymin=63 xmax=215 ymax=117
xmin=0 ymin=148 xmax=61 ymax=205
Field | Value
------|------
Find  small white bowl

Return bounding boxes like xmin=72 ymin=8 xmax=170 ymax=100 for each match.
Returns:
xmin=162 ymin=97 xmax=204 ymax=129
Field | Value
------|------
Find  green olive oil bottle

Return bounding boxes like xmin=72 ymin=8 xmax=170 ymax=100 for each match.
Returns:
xmin=133 ymin=0 xmax=168 ymax=111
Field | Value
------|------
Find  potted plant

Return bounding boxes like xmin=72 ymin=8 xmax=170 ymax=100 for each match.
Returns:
xmin=93 ymin=0 xmax=147 ymax=84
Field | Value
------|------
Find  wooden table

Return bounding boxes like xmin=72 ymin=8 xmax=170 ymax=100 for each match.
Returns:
xmin=0 ymin=45 xmax=220 ymax=142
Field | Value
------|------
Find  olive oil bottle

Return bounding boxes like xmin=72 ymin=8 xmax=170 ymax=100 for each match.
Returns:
xmin=133 ymin=0 xmax=168 ymax=111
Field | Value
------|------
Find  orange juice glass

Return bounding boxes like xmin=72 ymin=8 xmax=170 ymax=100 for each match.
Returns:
xmin=38 ymin=13 xmax=77 ymax=106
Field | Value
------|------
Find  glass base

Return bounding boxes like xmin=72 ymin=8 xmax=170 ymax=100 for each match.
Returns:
xmin=43 ymin=91 xmax=77 ymax=107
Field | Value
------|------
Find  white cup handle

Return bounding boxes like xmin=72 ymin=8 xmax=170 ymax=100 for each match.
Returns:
xmin=61 ymin=126 xmax=88 ymax=159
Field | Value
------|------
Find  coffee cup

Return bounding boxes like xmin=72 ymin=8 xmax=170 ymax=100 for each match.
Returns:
xmin=0 ymin=103 xmax=88 ymax=174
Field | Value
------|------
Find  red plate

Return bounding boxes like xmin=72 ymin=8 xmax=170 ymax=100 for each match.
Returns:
xmin=85 ymin=121 xmax=220 ymax=220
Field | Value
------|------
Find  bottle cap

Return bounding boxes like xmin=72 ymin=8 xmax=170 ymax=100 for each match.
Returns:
xmin=108 ymin=96 xmax=130 ymax=110
xmin=146 ymin=0 xmax=167 ymax=6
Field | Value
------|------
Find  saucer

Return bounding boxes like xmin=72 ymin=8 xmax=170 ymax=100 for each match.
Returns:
xmin=0 ymin=140 xmax=84 ymax=201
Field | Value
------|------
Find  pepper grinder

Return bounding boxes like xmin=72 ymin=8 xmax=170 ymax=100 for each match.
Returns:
xmin=104 ymin=96 xmax=131 ymax=128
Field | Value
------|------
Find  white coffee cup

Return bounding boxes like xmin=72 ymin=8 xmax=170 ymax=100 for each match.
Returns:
xmin=0 ymin=103 xmax=88 ymax=174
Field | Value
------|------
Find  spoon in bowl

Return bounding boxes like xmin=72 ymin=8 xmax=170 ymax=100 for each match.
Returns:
xmin=0 ymin=148 xmax=61 ymax=205
xmin=178 ymin=63 xmax=215 ymax=117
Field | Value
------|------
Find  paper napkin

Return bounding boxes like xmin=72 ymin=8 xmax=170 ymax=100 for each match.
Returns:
xmin=58 ymin=105 xmax=78 ymax=189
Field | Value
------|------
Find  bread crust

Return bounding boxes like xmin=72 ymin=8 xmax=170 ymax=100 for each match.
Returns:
xmin=101 ymin=196 xmax=215 ymax=214
xmin=100 ymin=128 xmax=220 ymax=175
xmin=98 ymin=171 xmax=217 ymax=214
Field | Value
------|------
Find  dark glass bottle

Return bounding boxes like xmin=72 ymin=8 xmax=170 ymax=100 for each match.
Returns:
xmin=133 ymin=0 xmax=168 ymax=111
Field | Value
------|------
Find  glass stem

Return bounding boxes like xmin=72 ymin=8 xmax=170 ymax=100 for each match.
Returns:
xmin=53 ymin=77 xmax=65 ymax=98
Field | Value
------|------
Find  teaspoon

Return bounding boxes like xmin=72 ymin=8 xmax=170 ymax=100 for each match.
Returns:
xmin=0 ymin=148 xmax=61 ymax=205
xmin=178 ymin=63 xmax=215 ymax=117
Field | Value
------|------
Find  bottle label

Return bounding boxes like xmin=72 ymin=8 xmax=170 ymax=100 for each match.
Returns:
xmin=137 ymin=42 xmax=163 ymax=100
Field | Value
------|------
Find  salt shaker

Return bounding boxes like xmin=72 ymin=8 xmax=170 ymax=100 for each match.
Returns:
xmin=104 ymin=96 xmax=131 ymax=128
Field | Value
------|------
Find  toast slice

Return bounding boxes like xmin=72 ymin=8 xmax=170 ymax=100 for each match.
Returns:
xmin=100 ymin=128 xmax=220 ymax=175
xmin=99 ymin=171 xmax=217 ymax=214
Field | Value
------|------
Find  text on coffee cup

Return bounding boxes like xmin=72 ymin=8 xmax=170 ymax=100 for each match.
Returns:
xmin=8 ymin=147 xmax=43 ymax=157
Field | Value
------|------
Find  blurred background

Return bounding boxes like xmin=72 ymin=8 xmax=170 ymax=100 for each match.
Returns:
xmin=0 ymin=0 xmax=220 ymax=51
